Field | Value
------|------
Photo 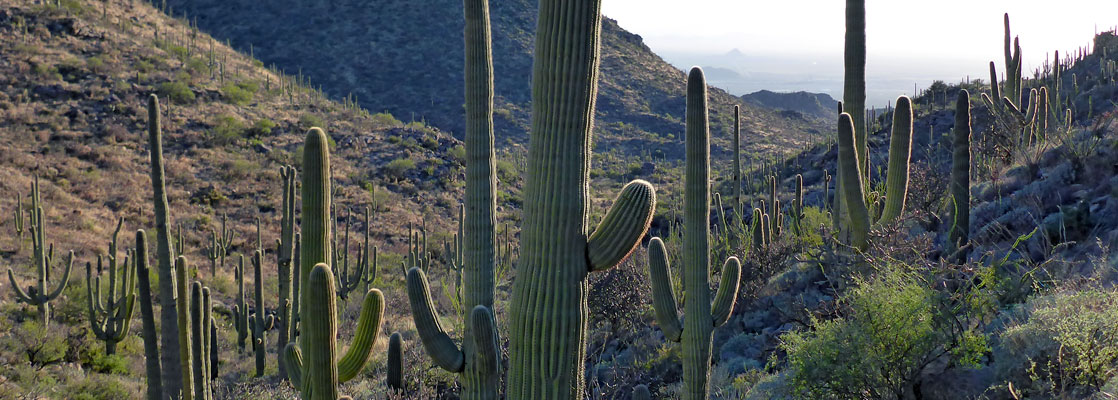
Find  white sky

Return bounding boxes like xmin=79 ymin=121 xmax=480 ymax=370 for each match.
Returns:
xmin=603 ymin=0 xmax=1118 ymax=98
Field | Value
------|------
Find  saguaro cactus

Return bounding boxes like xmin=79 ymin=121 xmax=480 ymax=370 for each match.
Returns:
xmin=647 ymin=67 xmax=742 ymax=400
xmin=174 ymin=255 xmax=195 ymax=400
xmin=251 ymin=249 xmax=274 ymax=377
xmin=277 ymin=165 xmax=297 ymax=379
xmin=948 ymin=91 xmax=972 ymax=259
xmin=283 ymin=128 xmax=386 ymax=399
xmin=135 ymin=231 xmax=164 ymax=400
xmin=405 ymin=1 xmax=500 ymax=398
xmin=633 ymin=385 xmax=652 ymax=400
xmin=190 ymin=282 xmax=212 ymax=400
xmin=507 ymin=0 xmax=657 ymax=396
xmin=12 ymin=191 xmax=23 ymax=247
xmin=206 ymin=214 xmax=234 ymax=278
xmin=387 ymin=332 xmax=404 ymax=391
xmin=7 ymin=177 xmax=73 ymax=328
xmin=233 ymin=255 xmax=249 ymax=352
xmin=835 ymin=96 xmax=914 ymax=250
xmin=147 ymin=94 xmax=185 ymax=398
xmin=86 ymin=219 xmax=137 ymax=355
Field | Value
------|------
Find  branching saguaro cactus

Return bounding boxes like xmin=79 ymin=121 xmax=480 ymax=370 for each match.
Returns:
xmin=86 ymin=218 xmax=137 ymax=355
xmin=277 ymin=165 xmax=296 ymax=380
xmin=135 ymin=230 xmax=164 ymax=400
xmin=507 ymin=1 xmax=657 ymax=397
xmin=335 ymin=208 xmax=372 ymax=302
xmin=206 ymin=214 xmax=234 ymax=278
xmin=147 ymin=94 xmax=185 ymax=398
xmin=835 ymin=96 xmax=914 ymax=251
xmin=948 ymin=91 xmax=972 ymax=260
xmin=251 ymin=249 xmax=274 ymax=377
xmin=405 ymin=1 xmax=500 ymax=398
xmin=647 ymin=67 xmax=742 ymax=400
xmin=7 ymin=176 xmax=73 ymax=328
xmin=12 ymin=191 xmax=23 ymax=247
xmin=283 ymin=128 xmax=386 ymax=400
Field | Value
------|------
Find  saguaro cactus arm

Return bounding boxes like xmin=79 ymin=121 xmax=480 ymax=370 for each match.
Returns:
xmin=836 ymin=113 xmax=871 ymax=250
xmin=878 ymin=96 xmax=913 ymax=224
xmin=337 ymin=288 xmax=384 ymax=383
xmin=647 ymin=237 xmax=682 ymax=342
xmin=587 ymin=180 xmax=656 ymax=272
xmin=406 ymin=267 xmax=464 ymax=372
xmin=710 ymin=257 xmax=741 ymax=327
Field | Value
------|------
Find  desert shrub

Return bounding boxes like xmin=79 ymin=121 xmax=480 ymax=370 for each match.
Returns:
xmin=496 ymin=159 xmax=517 ymax=183
xmin=447 ymin=145 xmax=466 ymax=165
xmin=299 ymin=113 xmax=325 ymax=129
xmin=158 ymin=80 xmax=195 ymax=104
xmin=63 ymin=374 xmax=136 ymax=400
xmin=779 ymin=266 xmax=987 ymax=399
xmin=993 ymin=289 xmax=1118 ymax=397
xmin=222 ymin=83 xmax=254 ymax=105
xmin=384 ymin=158 xmax=415 ymax=180
xmin=90 ymin=354 xmax=129 ymax=375
xmin=248 ymin=118 xmax=276 ymax=136
xmin=2 ymin=320 xmax=69 ymax=367
xmin=371 ymin=112 xmax=402 ymax=126
xmin=588 ymin=247 xmax=650 ymax=332
xmin=211 ymin=114 xmax=246 ymax=145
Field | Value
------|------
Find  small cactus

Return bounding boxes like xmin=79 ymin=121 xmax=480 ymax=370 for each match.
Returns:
xmin=387 ymin=332 xmax=404 ymax=391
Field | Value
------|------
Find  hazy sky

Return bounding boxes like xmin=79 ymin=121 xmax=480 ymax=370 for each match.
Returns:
xmin=602 ymin=0 xmax=1118 ymax=104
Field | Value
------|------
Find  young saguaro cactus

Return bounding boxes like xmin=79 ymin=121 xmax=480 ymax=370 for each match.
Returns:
xmin=283 ymin=128 xmax=386 ymax=399
xmin=12 ymin=191 xmax=23 ymax=247
xmin=405 ymin=1 xmax=501 ymax=398
xmin=134 ymin=231 xmax=164 ymax=400
xmin=387 ymin=332 xmax=404 ymax=391
xmin=147 ymin=94 xmax=185 ymax=398
xmin=836 ymin=96 xmax=914 ymax=251
xmin=507 ymin=0 xmax=657 ymax=396
xmin=7 ymin=176 xmax=73 ymax=328
xmin=647 ymin=67 xmax=742 ymax=400
xmin=86 ymin=218 xmax=137 ymax=355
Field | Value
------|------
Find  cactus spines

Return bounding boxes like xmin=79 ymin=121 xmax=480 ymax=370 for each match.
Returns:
xmin=646 ymin=67 xmax=743 ymax=400
xmin=7 ymin=177 xmax=72 ymax=328
xmin=135 ymin=231 xmax=164 ymax=400
xmin=278 ymin=166 xmax=296 ymax=380
xmin=148 ymin=94 xmax=184 ymax=398
xmin=86 ymin=218 xmax=137 ymax=355
xmin=251 ymin=249 xmax=274 ymax=377
xmin=879 ymin=96 xmax=913 ymax=224
xmin=507 ymin=0 xmax=657 ymax=396
xmin=387 ymin=332 xmax=404 ymax=391
xmin=948 ymin=91 xmax=972 ymax=259
xmin=588 ymin=180 xmax=657 ymax=271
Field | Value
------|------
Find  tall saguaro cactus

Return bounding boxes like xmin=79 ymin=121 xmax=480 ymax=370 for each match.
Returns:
xmin=86 ymin=218 xmax=137 ymax=355
xmin=283 ymin=128 xmax=386 ymax=400
xmin=845 ymin=0 xmax=867 ymax=183
xmin=647 ymin=67 xmax=743 ymax=400
xmin=948 ymin=91 xmax=972 ymax=259
xmin=7 ymin=176 xmax=73 ymax=328
xmin=147 ymin=94 xmax=185 ymax=398
xmin=135 ymin=230 xmax=164 ymax=400
xmin=405 ymin=0 xmax=500 ymax=398
xmin=234 ymin=255 xmax=249 ymax=352
xmin=175 ymin=255 xmax=195 ymax=400
xmin=507 ymin=0 xmax=657 ymax=397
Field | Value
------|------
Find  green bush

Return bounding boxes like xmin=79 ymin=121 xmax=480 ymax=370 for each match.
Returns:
xmin=158 ymin=80 xmax=195 ymax=104
xmin=448 ymin=145 xmax=466 ymax=165
xmin=91 ymin=353 xmax=130 ymax=375
xmin=64 ymin=375 xmax=136 ymax=400
xmin=371 ymin=112 xmax=402 ymax=126
xmin=994 ymin=289 xmax=1118 ymax=397
xmin=211 ymin=114 xmax=246 ymax=145
xmin=780 ymin=267 xmax=987 ymax=399
xmin=384 ymin=158 xmax=415 ymax=180
xmin=299 ymin=113 xmax=325 ymax=130
xmin=222 ymin=83 xmax=254 ymax=105
xmin=248 ymin=118 xmax=276 ymax=136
